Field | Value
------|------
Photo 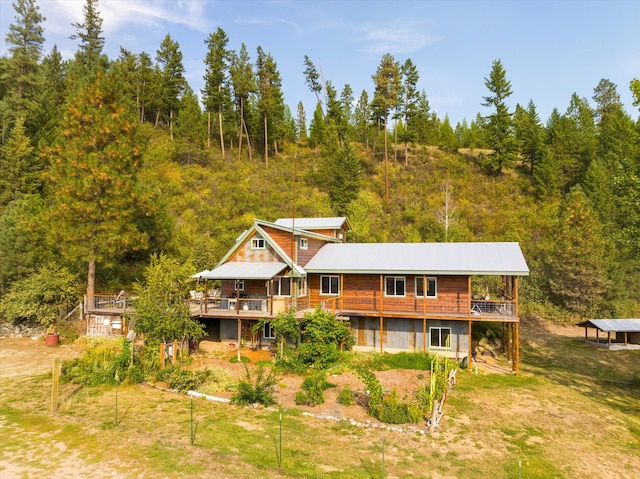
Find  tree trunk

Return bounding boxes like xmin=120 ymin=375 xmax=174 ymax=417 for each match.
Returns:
xmin=207 ymin=111 xmax=211 ymax=149
xmin=238 ymin=98 xmax=244 ymax=162
xmin=218 ymin=108 xmax=225 ymax=156
xmin=384 ymin=116 xmax=389 ymax=202
xmin=87 ymin=258 xmax=96 ymax=296
xmin=264 ymin=113 xmax=269 ymax=170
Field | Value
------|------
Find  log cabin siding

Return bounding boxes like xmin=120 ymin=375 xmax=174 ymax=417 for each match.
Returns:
xmin=308 ymin=273 xmax=470 ymax=313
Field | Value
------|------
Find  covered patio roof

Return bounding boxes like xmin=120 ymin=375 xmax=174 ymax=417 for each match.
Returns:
xmin=576 ymin=319 xmax=640 ymax=332
xmin=196 ymin=261 xmax=289 ymax=280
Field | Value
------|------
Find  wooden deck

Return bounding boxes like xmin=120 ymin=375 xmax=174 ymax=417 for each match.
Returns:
xmin=86 ymin=294 xmax=518 ymax=323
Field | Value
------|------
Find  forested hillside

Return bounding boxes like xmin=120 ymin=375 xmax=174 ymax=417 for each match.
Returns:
xmin=1 ymin=0 xmax=640 ymax=323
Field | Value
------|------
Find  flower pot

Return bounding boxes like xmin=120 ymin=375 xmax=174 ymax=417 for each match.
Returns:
xmin=45 ymin=333 xmax=60 ymax=347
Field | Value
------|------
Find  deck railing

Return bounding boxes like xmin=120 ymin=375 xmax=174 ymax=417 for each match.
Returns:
xmin=84 ymin=293 xmax=134 ymax=312
xmin=88 ymin=293 xmax=516 ymax=320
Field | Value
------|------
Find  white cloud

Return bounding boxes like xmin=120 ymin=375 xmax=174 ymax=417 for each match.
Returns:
xmin=358 ymin=18 xmax=438 ymax=55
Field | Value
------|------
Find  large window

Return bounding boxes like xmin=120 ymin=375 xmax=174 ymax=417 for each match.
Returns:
xmin=430 ymin=327 xmax=451 ymax=349
xmin=273 ymin=276 xmax=291 ymax=296
xmin=385 ymin=276 xmax=406 ymax=297
xmin=263 ymin=323 xmax=276 ymax=339
xmin=416 ymin=277 xmax=437 ymax=298
xmin=320 ymin=275 xmax=339 ymax=295
xmin=250 ymin=237 xmax=265 ymax=249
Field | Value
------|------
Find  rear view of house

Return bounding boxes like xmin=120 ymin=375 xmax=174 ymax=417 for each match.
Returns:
xmin=190 ymin=217 xmax=529 ymax=372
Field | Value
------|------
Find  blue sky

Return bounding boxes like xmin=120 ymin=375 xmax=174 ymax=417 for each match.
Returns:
xmin=1 ymin=0 xmax=638 ymax=126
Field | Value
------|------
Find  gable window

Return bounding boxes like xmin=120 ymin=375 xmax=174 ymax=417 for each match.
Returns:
xmin=416 ymin=277 xmax=437 ymax=298
xmin=385 ymin=276 xmax=406 ymax=297
xmin=430 ymin=327 xmax=451 ymax=349
xmin=250 ymin=237 xmax=265 ymax=249
xmin=273 ymin=276 xmax=291 ymax=296
xmin=299 ymin=238 xmax=308 ymax=250
xmin=263 ymin=322 xmax=276 ymax=339
xmin=320 ymin=275 xmax=339 ymax=295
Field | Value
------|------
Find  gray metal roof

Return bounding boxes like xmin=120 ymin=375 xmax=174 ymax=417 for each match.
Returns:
xmin=577 ymin=319 xmax=640 ymax=332
xmin=303 ymin=242 xmax=529 ymax=276
xmin=200 ymin=262 xmax=288 ymax=280
xmin=274 ymin=217 xmax=348 ymax=230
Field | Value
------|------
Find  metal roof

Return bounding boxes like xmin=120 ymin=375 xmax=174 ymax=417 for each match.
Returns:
xmin=576 ymin=319 xmax=640 ymax=332
xmin=303 ymin=242 xmax=529 ymax=276
xmin=274 ymin=217 xmax=349 ymax=230
xmin=199 ymin=262 xmax=288 ymax=280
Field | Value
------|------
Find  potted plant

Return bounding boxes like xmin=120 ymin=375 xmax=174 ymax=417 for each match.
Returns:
xmin=45 ymin=324 xmax=60 ymax=347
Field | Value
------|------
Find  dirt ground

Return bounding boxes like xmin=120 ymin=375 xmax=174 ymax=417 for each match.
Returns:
xmin=190 ymin=340 xmax=433 ymax=424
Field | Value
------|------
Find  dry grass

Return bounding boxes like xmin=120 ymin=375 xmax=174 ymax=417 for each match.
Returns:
xmin=1 ymin=321 xmax=639 ymax=478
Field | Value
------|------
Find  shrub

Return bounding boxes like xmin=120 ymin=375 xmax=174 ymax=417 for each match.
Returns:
xmin=337 ymin=386 xmax=354 ymax=406
xmin=378 ymin=390 xmax=423 ymax=424
xmin=229 ymin=355 xmax=250 ymax=364
xmin=62 ymin=338 xmax=143 ymax=386
xmin=231 ymin=364 xmax=278 ymax=406
xmin=155 ymin=365 xmax=217 ymax=392
xmin=296 ymin=372 xmax=336 ymax=406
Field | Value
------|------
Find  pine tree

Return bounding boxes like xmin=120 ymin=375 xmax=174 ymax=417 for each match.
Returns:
xmin=303 ymin=55 xmax=323 ymax=113
xmin=255 ymin=47 xmax=285 ymax=167
xmin=481 ymin=59 xmax=517 ymax=174
xmin=328 ymin=142 xmax=361 ymax=215
xmin=547 ymin=186 xmax=610 ymax=315
xmin=513 ymin=100 xmax=544 ymax=175
xmin=296 ymin=101 xmax=307 ymax=140
xmin=229 ymin=43 xmax=255 ymax=161
xmin=44 ymin=73 xmax=149 ymax=295
xmin=156 ymin=34 xmax=187 ymax=139
xmin=4 ymin=0 xmax=45 ymax=131
xmin=400 ymin=58 xmax=419 ymax=165
xmin=70 ymin=0 xmax=105 ymax=78
xmin=0 ymin=117 xmax=42 ymax=207
xmin=371 ymin=53 xmax=401 ymax=201
xmin=203 ymin=27 xmax=231 ymax=153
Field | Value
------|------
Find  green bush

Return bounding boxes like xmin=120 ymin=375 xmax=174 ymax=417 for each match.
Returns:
xmin=62 ymin=338 xmax=142 ymax=386
xmin=377 ymin=352 xmax=435 ymax=370
xmin=296 ymin=372 xmax=336 ymax=406
xmin=378 ymin=390 xmax=423 ymax=424
xmin=229 ymin=355 xmax=250 ymax=364
xmin=155 ymin=365 xmax=217 ymax=392
xmin=337 ymin=386 xmax=354 ymax=406
xmin=231 ymin=364 xmax=278 ymax=406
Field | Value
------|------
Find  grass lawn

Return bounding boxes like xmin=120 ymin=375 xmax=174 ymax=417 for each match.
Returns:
xmin=1 ymin=319 xmax=639 ymax=478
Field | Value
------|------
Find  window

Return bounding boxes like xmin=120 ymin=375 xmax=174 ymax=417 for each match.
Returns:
xmin=250 ymin=237 xmax=265 ymax=249
xmin=234 ymin=280 xmax=244 ymax=291
xmin=273 ymin=276 xmax=291 ymax=296
xmin=299 ymin=238 xmax=308 ymax=250
xmin=416 ymin=277 xmax=437 ymax=298
xmin=430 ymin=327 xmax=451 ymax=349
xmin=263 ymin=323 xmax=276 ymax=339
xmin=320 ymin=275 xmax=339 ymax=295
xmin=298 ymin=277 xmax=308 ymax=296
xmin=385 ymin=276 xmax=406 ymax=297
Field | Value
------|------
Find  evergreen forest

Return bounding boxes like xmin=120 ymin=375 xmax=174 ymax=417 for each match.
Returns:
xmin=2 ymin=0 xmax=640 ymax=324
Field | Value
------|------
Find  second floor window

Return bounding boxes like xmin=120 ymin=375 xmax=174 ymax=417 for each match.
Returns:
xmin=415 ymin=277 xmax=437 ymax=298
xmin=385 ymin=276 xmax=406 ymax=297
xmin=251 ymin=237 xmax=265 ymax=249
xmin=320 ymin=275 xmax=339 ymax=295
xmin=273 ymin=276 xmax=291 ymax=296
xmin=300 ymin=238 xmax=308 ymax=250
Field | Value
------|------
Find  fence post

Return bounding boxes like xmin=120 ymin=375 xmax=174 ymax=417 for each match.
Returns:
xmin=159 ymin=343 xmax=165 ymax=369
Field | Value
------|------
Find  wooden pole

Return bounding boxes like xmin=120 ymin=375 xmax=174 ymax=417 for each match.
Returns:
xmin=159 ymin=343 xmax=165 ymax=369
xmin=468 ymin=320 xmax=473 ymax=361
xmin=379 ymin=275 xmax=384 ymax=353
xmin=51 ymin=357 xmax=60 ymax=412
xmin=423 ymin=318 xmax=427 ymax=352
xmin=514 ymin=322 xmax=520 ymax=375
xmin=172 ymin=339 xmax=178 ymax=363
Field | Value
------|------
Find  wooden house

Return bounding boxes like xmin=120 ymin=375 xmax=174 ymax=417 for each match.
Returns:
xmin=189 ymin=217 xmax=530 ymax=372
